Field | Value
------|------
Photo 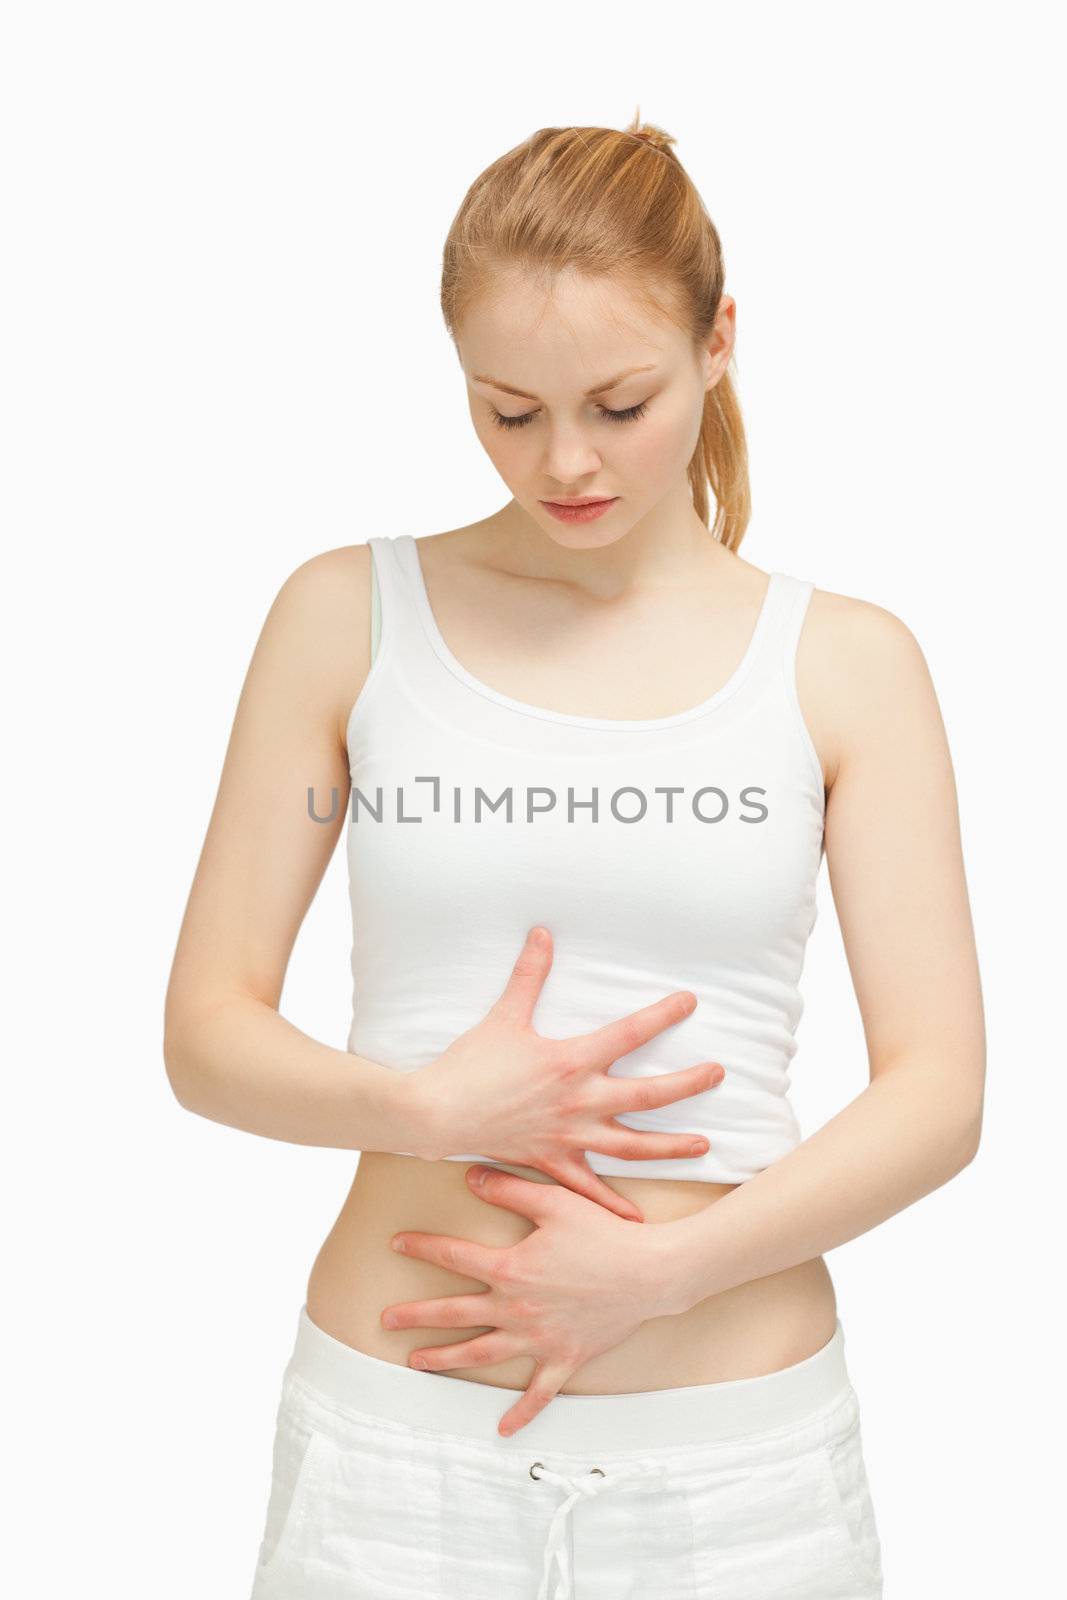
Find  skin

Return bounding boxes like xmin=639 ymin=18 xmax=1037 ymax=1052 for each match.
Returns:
xmin=164 ymin=266 xmax=985 ymax=1440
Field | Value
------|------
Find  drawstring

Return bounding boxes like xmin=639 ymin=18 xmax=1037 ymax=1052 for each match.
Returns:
xmin=528 ymin=1457 xmax=669 ymax=1600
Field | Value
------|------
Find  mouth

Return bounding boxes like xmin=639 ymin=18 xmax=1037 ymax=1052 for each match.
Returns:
xmin=540 ymin=496 xmax=619 ymax=524
xmin=541 ymin=496 xmax=616 ymax=507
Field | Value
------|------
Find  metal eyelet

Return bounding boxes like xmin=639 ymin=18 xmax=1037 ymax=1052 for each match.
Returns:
xmin=530 ymin=1461 xmax=604 ymax=1481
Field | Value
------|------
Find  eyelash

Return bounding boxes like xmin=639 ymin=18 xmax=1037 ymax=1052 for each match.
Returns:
xmin=490 ymin=400 xmax=650 ymax=432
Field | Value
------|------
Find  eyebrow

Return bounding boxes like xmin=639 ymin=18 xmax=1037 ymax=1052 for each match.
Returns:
xmin=470 ymin=363 xmax=657 ymax=402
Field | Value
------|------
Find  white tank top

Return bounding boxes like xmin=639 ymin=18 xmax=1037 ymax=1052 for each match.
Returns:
xmin=346 ymin=534 xmax=826 ymax=1183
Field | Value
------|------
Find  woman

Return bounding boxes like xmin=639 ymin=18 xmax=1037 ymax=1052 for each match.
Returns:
xmin=164 ymin=115 xmax=985 ymax=1599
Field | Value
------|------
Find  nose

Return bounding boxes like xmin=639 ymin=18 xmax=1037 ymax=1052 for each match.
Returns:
xmin=540 ymin=424 xmax=603 ymax=486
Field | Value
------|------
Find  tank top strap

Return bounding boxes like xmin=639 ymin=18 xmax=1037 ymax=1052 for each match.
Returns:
xmin=365 ymin=537 xmax=816 ymax=714
xmin=742 ymin=570 xmax=816 ymax=698
xmin=365 ymin=535 xmax=425 ymax=663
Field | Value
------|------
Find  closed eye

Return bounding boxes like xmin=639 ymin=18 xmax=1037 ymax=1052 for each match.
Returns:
xmin=490 ymin=400 xmax=650 ymax=432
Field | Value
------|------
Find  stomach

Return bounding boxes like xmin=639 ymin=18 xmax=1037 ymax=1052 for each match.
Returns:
xmin=304 ymin=1152 xmax=838 ymax=1393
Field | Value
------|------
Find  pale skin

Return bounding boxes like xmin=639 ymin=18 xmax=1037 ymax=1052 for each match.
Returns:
xmin=164 ymin=265 xmax=986 ymax=1440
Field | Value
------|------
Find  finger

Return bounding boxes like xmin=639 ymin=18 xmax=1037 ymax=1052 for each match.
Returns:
xmin=614 ymin=1061 xmax=726 ymax=1112
xmin=391 ymin=1230 xmax=504 ymax=1284
xmin=490 ymin=926 xmax=554 ymax=1028
xmin=496 ymin=1361 xmax=571 ymax=1438
xmin=381 ymin=1291 xmax=498 ymax=1332
xmin=465 ymin=1164 xmax=564 ymax=1223
xmin=408 ymin=1330 xmax=516 ymax=1373
xmin=551 ymin=1159 xmax=645 ymax=1224
xmin=576 ymin=989 xmax=698 ymax=1065
xmin=595 ymin=1126 xmax=714 ymax=1162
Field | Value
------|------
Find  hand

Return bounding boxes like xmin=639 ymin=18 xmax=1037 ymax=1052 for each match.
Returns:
xmin=413 ymin=926 xmax=726 ymax=1224
xmin=382 ymin=1163 xmax=690 ymax=1437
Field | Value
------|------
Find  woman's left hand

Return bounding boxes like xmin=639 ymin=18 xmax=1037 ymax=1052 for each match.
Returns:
xmin=381 ymin=1163 xmax=692 ymax=1437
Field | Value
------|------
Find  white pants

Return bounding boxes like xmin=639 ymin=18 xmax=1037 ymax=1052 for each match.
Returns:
xmin=248 ymin=1305 xmax=884 ymax=1599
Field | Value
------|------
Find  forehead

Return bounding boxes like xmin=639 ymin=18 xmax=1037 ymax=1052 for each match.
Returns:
xmin=458 ymin=266 xmax=685 ymax=391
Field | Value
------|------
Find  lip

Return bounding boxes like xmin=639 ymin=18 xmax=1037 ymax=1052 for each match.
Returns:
xmin=541 ymin=496 xmax=619 ymax=524
xmin=542 ymin=496 xmax=616 ymax=506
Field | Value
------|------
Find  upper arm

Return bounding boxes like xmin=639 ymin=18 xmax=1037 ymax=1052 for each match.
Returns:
xmin=799 ymin=589 xmax=986 ymax=1134
xmin=164 ymin=544 xmax=371 ymax=1043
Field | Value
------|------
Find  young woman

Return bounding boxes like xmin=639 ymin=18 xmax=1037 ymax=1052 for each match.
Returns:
xmin=164 ymin=115 xmax=985 ymax=1599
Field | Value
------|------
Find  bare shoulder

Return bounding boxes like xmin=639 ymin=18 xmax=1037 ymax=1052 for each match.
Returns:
xmin=798 ymin=582 xmax=939 ymax=792
xmin=261 ymin=542 xmax=373 ymax=750
xmin=410 ymin=519 xmax=496 ymax=575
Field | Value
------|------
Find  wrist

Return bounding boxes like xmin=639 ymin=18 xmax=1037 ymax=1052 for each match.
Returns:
xmin=393 ymin=1068 xmax=453 ymax=1163
xmin=644 ymin=1212 xmax=712 ymax=1318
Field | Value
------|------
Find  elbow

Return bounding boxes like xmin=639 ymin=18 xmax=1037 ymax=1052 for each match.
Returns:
xmin=163 ymin=1018 xmax=199 ymax=1111
xmin=953 ymin=1104 xmax=984 ymax=1171
xmin=163 ymin=986 xmax=253 ymax=1114
xmin=162 ymin=995 xmax=217 ymax=1113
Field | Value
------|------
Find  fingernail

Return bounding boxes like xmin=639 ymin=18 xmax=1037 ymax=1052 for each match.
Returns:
xmin=690 ymin=1139 xmax=709 ymax=1154
xmin=471 ymin=1167 xmax=489 ymax=1187
xmin=391 ymin=1237 xmax=405 ymax=1252
xmin=410 ymin=1355 xmax=427 ymax=1370
xmin=382 ymin=1312 xmax=398 ymax=1329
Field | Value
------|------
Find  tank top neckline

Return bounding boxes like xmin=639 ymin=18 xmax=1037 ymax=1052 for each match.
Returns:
xmin=392 ymin=532 xmax=787 ymax=733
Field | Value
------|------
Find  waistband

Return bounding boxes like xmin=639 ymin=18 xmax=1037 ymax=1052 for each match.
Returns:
xmin=284 ymin=1304 xmax=853 ymax=1455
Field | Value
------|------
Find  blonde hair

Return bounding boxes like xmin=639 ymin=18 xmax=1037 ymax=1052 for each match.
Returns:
xmin=440 ymin=107 xmax=750 ymax=549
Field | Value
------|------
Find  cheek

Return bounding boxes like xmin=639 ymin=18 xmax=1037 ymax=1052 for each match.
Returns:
xmin=475 ymin=421 xmax=526 ymax=475
xmin=624 ymin=411 xmax=694 ymax=481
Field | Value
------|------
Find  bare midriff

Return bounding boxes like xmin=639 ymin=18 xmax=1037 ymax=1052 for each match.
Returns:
xmin=305 ymin=1151 xmax=838 ymax=1394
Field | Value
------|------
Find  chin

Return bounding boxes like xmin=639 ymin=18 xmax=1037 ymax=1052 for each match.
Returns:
xmin=530 ymin=508 xmax=636 ymax=552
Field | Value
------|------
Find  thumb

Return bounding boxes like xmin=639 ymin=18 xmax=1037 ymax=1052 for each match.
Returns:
xmin=465 ymin=1164 xmax=561 ymax=1223
xmin=491 ymin=926 xmax=553 ymax=1028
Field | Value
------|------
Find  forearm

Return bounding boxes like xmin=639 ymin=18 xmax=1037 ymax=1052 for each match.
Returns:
xmin=163 ymin=992 xmax=434 ymax=1155
xmin=662 ymin=1058 xmax=982 ymax=1315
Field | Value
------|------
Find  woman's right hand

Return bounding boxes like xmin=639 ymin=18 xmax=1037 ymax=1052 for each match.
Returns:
xmin=413 ymin=926 xmax=726 ymax=1224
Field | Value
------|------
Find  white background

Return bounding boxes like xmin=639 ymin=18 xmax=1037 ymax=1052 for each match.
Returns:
xmin=4 ymin=2 xmax=1062 ymax=1595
